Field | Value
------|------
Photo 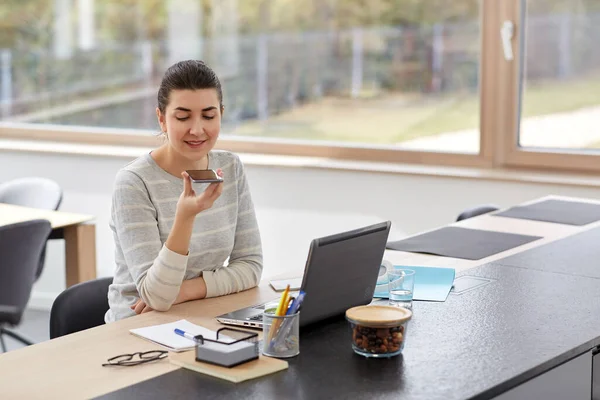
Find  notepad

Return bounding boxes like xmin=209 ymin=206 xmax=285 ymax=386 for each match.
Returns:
xmin=373 ymin=265 xmax=455 ymax=302
xmin=130 ymin=319 xmax=223 ymax=352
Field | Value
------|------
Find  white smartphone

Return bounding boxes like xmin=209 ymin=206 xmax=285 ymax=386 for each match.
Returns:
xmin=186 ymin=169 xmax=223 ymax=183
xmin=269 ymin=277 xmax=302 ymax=292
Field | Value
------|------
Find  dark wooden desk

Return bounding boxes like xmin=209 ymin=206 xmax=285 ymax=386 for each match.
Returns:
xmin=1 ymin=195 xmax=599 ymax=399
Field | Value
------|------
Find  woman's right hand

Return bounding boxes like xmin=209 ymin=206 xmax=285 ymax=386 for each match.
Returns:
xmin=175 ymin=169 xmax=224 ymax=220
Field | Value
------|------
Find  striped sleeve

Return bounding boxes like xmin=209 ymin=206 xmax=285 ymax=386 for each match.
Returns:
xmin=203 ymin=155 xmax=263 ymax=297
xmin=111 ymin=170 xmax=187 ymax=311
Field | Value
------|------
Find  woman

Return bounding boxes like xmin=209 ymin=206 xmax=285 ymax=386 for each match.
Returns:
xmin=105 ymin=60 xmax=263 ymax=322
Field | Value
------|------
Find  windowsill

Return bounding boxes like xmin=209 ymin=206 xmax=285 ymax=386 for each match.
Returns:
xmin=2 ymin=138 xmax=600 ymax=189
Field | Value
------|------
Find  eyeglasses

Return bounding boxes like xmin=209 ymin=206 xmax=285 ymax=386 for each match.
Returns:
xmin=102 ymin=350 xmax=168 ymax=367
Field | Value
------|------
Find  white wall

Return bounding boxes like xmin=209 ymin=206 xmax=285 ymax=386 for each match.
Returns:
xmin=2 ymin=148 xmax=600 ymax=309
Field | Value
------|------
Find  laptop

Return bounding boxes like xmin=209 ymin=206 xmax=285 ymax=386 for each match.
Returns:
xmin=216 ymin=221 xmax=391 ymax=329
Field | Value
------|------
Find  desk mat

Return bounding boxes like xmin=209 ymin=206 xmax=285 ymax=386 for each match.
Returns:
xmin=385 ymin=226 xmax=542 ymax=260
xmin=493 ymin=199 xmax=600 ymax=226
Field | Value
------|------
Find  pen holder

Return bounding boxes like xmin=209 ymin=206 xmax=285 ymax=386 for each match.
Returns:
xmin=262 ymin=307 xmax=300 ymax=359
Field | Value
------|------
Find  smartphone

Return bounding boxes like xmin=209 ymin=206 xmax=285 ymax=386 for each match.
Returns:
xmin=186 ymin=169 xmax=224 ymax=183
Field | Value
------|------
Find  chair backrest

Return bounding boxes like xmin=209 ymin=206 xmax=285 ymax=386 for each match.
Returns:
xmin=0 ymin=177 xmax=62 ymax=210
xmin=49 ymin=277 xmax=113 ymax=339
xmin=0 ymin=177 xmax=63 ymax=281
xmin=0 ymin=219 xmax=52 ymax=326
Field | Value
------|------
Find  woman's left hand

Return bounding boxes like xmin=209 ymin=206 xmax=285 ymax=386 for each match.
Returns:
xmin=131 ymin=278 xmax=206 ymax=314
xmin=131 ymin=299 xmax=153 ymax=314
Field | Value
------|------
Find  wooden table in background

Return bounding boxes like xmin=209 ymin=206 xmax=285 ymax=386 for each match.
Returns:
xmin=0 ymin=203 xmax=96 ymax=287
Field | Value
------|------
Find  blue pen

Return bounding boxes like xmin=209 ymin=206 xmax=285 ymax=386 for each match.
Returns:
xmin=286 ymin=291 xmax=305 ymax=315
xmin=174 ymin=328 xmax=198 ymax=342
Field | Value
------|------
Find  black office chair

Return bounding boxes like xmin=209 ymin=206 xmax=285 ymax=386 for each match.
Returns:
xmin=49 ymin=277 xmax=112 ymax=339
xmin=0 ymin=219 xmax=52 ymax=352
xmin=0 ymin=177 xmax=63 ymax=280
xmin=456 ymin=204 xmax=500 ymax=222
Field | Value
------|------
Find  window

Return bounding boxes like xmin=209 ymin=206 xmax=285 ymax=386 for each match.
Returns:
xmin=519 ymin=0 xmax=600 ymax=151
xmin=0 ymin=0 xmax=487 ymax=164
xmin=2 ymin=1 xmax=598 ymax=172
xmin=498 ymin=0 xmax=600 ymax=173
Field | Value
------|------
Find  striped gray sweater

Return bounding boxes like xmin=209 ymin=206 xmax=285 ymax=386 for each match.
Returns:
xmin=105 ymin=150 xmax=263 ymax=322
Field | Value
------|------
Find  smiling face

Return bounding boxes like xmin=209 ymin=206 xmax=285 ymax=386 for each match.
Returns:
xmin=156 ymin=89 xmax=223 ymax=163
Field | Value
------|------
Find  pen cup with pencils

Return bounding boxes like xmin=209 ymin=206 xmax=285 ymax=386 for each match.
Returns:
xmin=262 ymin=304 xmax=300 ymax=358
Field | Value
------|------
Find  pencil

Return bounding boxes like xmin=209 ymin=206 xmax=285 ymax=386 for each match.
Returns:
xmin=269 ymin=284 xmax=290 ymax=343
xmin=275 ymin=285 xmax=290 ymax=316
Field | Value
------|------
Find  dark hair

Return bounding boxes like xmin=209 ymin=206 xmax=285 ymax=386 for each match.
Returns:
xmin=157 ymin=60 xmax=223 ymax=114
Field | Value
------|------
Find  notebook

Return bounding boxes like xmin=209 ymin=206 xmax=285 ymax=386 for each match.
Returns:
xmin=373 ymin=265 xmax=456 ymax=302
xmin=130 ymin=319 xmax=222 ymax=352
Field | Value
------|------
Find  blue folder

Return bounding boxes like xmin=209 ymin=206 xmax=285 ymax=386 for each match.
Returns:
xmin=373 ymin=265 xmax=455 ymax=302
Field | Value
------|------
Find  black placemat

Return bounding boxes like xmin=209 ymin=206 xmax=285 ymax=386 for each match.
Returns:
xmin=493 ymin=199 xmax=600 ymax=226
xmin=385 ymin=226 xmax=541 ymax=260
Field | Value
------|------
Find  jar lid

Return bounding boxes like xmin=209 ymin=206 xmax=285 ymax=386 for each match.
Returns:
xmin=345 ymin=305 xmax=412 ymax=327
